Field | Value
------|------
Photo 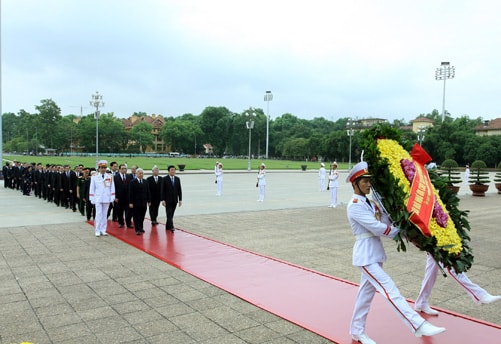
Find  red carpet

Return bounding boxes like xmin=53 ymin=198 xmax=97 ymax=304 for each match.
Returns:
xmin=99 ymin=220 xmax=501 ymax=343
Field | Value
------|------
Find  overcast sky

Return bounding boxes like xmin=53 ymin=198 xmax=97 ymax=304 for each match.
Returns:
xmin=2 ymin=0 xmax=500 ymax=122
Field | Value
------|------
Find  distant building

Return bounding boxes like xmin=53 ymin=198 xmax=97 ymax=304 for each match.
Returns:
xmin=357 ymin=118 xmax=388 ymax=128
xmin=411 ymin=117 xmax=434 ymax=133
xmin=473 ymin=118 xmax=501 ymax=136
xmin=123 ymin=114 xmax=168 ymax=152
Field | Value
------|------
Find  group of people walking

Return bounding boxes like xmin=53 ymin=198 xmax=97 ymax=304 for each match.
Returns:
xmin=2 ymin=159 xmax=183 ymax=237
xmin=89 ymin=160 xmax=182 ymax=237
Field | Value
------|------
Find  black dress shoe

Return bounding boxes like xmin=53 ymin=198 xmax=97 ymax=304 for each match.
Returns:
xmin=151 ymin=221 xmax=157 ymax=225
xmin=136 ymin=231 xmax=141 ymax=235
xmin=127 ymin=225 xmax=134 ymax=229
xmin=140 ymin=229 xmax=145 ymax=233
xmin=119 ymin=224 xmax=124 ymax=228
xmin=166 ymin=228 xmax=175 ymax=232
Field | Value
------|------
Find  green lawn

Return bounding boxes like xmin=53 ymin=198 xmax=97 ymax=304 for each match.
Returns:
xmin=2 ymin=154 xmax=347 ymax=171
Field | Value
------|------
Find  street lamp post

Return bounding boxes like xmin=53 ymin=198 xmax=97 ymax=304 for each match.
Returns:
xmin=346 ymin=118 xmax=355 ymax=170
xmin=245 ymin=108 xmax=256 ymax=171
xmin=417 ymin=127 xmax=425 ymax=145
xmin=264 ymin=90 xmax=273 ymax=159
xmin=435 ymin=62 xmax=455 ymax=122
xmin=90 ymin=92 xmax=104 ymax=166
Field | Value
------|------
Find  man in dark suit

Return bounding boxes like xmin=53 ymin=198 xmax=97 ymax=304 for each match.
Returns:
xmin=108 ymin=161 xmax=119 ymax=221
xmin=146 ymin=165 xmax=163 ymax=225
xmin=114 ymin=164 xmax=132 ymax=228
xmin=64 ymin=165 xmax=78 ymax=211
xmin=2 ymin=162 xmax=11 ymax=188
xmin=161 ymin=165 xmax=182 ymax=232
xmin=54 ymin=165 xmax=65 ymax=207
xmin=128 ymin=168 xmax=150 ymax=235
xmin=124 ymin=166 xmax=137 ymax=228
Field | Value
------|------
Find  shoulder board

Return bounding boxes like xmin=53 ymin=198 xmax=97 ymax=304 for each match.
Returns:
xmin=352 ymin=198 xmax=358 ymax=203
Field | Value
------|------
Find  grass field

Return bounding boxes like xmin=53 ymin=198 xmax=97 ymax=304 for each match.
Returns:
xmin=2 ymin=154 xmax=348 ymax=171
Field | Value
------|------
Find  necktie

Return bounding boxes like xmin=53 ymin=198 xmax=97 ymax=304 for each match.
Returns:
xmin=102 ymin=174 xmax=104 ymax=179
xmin=139 ymin=179 xmax=142 ymax=184
xmin=155 ymin=176 xmax=157 ymax=183
xmin=122 ymin=174 xmax=125 ymax=183
xmin=171 ymin=177 xmax=174 ymax=186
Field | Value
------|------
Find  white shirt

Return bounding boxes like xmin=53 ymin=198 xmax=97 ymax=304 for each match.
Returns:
xmin=328 ymin=169 xmax=339 ymax=187
xmin=347 ymin=194 xmax=398 ymax=266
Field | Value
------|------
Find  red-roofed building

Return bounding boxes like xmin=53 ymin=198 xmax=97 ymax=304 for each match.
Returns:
xmin=473 ymin=118 xmax=501 ymax=136
xmin=122 ymin=114 xmax=168 ymax=152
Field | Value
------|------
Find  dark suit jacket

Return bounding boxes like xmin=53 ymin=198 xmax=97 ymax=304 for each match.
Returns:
xmin=68 ymin=171 xmax=78 ymax=191
xmin=146 ymin=175 xmax=163 ymax=203
xmin=128 ymin=178 xmax=150 ymax=207
xmin=114 ymin=173 xmax=130 ymax=201
xmin=161 ymin=175 xmax=182 ymax=204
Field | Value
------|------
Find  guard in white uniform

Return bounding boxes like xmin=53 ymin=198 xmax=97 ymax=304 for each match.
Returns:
xmin=346 ymin=162 xmax=445 ymax=344
xmin=328 ymin=162 xmax=339 ymax=207
xmin=415 ymin=253 xmax=501 ymax=315
xmin=257 ymin=163 xmax=266 ymax=202
xmin=215 ymin=163 xmax=223 ymax=196
xmin=89 ymin=160 xmax=115 ymax=237
xmin=318 ymin=163 xmax=326 ymax=191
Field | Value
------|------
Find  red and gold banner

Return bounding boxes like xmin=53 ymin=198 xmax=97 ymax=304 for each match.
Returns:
xmin=407 ymin=162 xmax=434 ymax=237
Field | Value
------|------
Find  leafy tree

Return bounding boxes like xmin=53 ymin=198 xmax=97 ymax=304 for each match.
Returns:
xmin=129 ymin=122 xmax=154 ymax=153
xmin=1 ymin=112 xmax=17 ymax=143
xmin=160 ymin=119 xmax=202 ymax=154
xmin=76 ymin=113 xmax=127 ymax=153
xmin=198 ymin=106 xmax=233 ymax=155
xmin=282 ymin=137 xmax=309 ymax=160
xmin=35 ymin=99 xmax=62 ymax=148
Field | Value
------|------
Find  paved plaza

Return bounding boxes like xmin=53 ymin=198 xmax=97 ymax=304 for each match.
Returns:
xmin=0 ymin=170 xmax=500 ymax=343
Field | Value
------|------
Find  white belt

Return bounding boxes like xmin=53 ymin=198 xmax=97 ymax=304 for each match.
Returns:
xmin=355 ymin=232 xmax=375 ymax=241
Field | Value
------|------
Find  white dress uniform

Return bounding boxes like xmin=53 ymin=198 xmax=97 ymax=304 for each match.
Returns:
xmin=257 ymin=165 xmax=266 ymax=202
xmin=215 ymin=166 xmax=223 ymax=196
xmin=415 ymin=253 xmax=494 ymax=309
xmin=328 ymin=167 xmax=339 ymax=207
xmin=89 ymin=162 xmax=115 ymax=236
xmin=318 ymin=164 xmax=326 ymax=191
xmin=346 ymin=162 xmax=428 ymax=338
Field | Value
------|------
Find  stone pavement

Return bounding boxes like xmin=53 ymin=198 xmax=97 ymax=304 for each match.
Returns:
xmin=0 ymin=171 xmax=500 ymax=343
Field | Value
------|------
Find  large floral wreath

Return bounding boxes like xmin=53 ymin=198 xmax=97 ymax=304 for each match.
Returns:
xmin=360 ymin=124 xmax=473 ymax=273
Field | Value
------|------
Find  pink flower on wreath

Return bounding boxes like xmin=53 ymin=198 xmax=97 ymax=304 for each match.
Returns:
xmin=432 ymin=195 xmax=449 ymax=227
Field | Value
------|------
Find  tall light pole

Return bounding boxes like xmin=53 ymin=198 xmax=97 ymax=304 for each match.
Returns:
xmin=346 ymin=118 xmax=355 ymax=170
xmin=90 ymin=92 xmax=104 ymax=166
xmin=245 ymin=108 xmax=256 ymax=171
xmin=417 ymin=127 xmax=425 ymax=145
xmin=435 ymin=62 xmax=455 ymax=122
xmin=264 ymin=90 xmax=273 ymax=159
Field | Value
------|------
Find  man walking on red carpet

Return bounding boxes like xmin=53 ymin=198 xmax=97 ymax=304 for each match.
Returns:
xmin=346 ymin=161 xmax=445 ymax=344
xmin=161 ymin=165 xmax=182 ymax=232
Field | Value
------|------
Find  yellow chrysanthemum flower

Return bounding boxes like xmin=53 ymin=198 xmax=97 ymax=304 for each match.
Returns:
xmin=376 ymin=139 xmax=462 ymax=253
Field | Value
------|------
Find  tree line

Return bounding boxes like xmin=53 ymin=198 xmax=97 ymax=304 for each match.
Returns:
xmin=2 ymin=99 xmax=501 ymax=167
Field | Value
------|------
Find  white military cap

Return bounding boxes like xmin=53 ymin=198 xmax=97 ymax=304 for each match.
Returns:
xmin=346 ymin=161 xmax=372 ymax=183
xmin=97 ymin=160 xmax=108 ymax=167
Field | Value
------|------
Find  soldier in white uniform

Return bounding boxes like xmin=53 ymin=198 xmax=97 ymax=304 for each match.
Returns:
xmin=257 ymin=163 xmax=266 ymax=202
xmin=318 ymin=162 xmax=326 ymax=191
xmin=346 ymin=161 xmax=445 ymax=344
xmin=89 ymin=160 xmax=115 ymax=237
xmin=415 ymin=253 xmax=501 ymax=315
xmin=215 ymin=163 xmax=223 ymax=196
xmin=327 ymin=162 xmax=339 ymax=208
